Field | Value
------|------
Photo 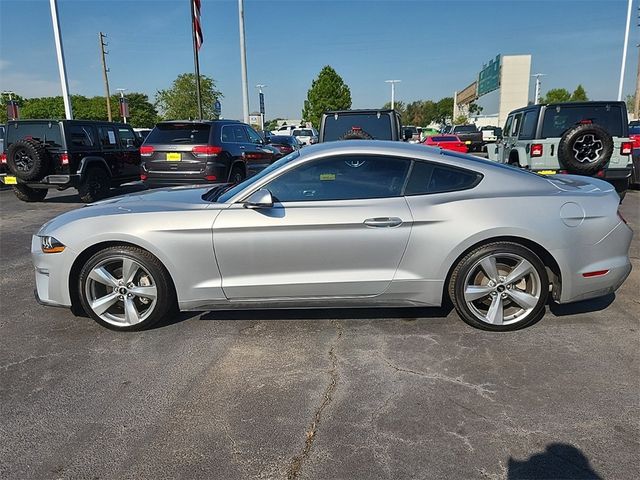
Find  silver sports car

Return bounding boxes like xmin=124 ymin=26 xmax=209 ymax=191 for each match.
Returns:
xmin=32 ymin=141 xmax=632 ymax=332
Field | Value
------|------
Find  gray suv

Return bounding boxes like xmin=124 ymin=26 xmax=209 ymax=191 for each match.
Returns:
xmin=487 ymin=101 xmax=633 ymax=197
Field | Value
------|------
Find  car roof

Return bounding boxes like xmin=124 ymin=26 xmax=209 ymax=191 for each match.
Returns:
xmin=7 ymin=119 xmax=130 ymax=127
xmin=156 ymin=119 xmax=242 ymax=125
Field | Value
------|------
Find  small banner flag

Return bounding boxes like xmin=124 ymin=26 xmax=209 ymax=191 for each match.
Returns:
xmin=193 ymin=0 xmax=203 ymax=49
xmin=119 ymin=97 xmax=129 ymax=118
xmin=7 ymin=100 xmax=19 ymax=120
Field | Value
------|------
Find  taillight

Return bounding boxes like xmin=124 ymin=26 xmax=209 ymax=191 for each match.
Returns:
xmin=140 ymin=173 xmax=148 ymax=181
xmin=0 ymin=153 xmax=6 ymax=164
xmin=620 ymin=141 xmax=633 ymax=155
xmin=140 ymin=145 xmax=154 ymax=156
xmin=204 ymin=175 xmax=217 ymax=181
xmin=60 ymin=153 xmax=69 ymax=165
xmin=595 ymin=170 xmax=605 ymax=178
xmin=531 ymin=143 xmax=543 ymax=157
xmin=192 ymin=145 xmax=222 ymax=157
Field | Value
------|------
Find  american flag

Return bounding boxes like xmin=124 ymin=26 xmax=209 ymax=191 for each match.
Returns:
xmin=192 ymin=0 xmax=203 ymax=49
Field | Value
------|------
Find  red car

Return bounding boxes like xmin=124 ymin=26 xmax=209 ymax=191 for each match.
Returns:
xmin=422 ymin=135 xmax=468 ymax=153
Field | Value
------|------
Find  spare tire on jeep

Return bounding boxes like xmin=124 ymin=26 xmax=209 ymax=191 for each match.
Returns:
xmin=557 ymin=123 xmax=613 ymax=175
xmin=340 ymin=128 xmax=373 ymax=140
xmin=6 ymin=139 xmax=50 ymax=181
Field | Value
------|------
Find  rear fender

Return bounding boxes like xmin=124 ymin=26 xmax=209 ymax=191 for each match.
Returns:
xmin=77 ymin=157 xmax=112 ymax=179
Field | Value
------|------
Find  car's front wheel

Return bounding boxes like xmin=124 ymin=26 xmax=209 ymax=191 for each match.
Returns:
xmin=449 ymin=242 xmax=549 ymax=331
xmin=78 ymin=246 xmax=177 ymax=331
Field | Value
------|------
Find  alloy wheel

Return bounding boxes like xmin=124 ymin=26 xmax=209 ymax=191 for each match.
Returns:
xmin=463 ymin=253 xmax=542 ymax=326
xmin=572 ymin=134 xmax=604 ymax=163
xmin=84 ymin=256 xmax=158 ymax=327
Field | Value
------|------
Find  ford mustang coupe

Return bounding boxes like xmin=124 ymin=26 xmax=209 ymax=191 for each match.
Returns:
xmin=32 ymin=141 xmax=632 ymax=332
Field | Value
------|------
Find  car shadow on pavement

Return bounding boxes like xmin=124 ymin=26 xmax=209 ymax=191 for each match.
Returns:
xmin=41 ymin=184 xmax=147 ymax=204
xmin=507 ymin=443 xmax=602 ymax=479
xmin=548 ymin=293 xmax=615 ymax=317
xmin=195 ymin=305 xmax=453 ymax=322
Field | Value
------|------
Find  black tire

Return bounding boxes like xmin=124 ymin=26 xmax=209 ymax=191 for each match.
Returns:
xmin=78 ymin=166 xmax=111 ymax=203
xmin=508 ymin=151 xmax=521 ymax=167
xmin=557 ymin=123 xmax=613 ymax=175
xmin=340 ymin=129 xmax=373 ymax=140
xmin=6 ymin=139 xmax=49 ymax=181
xmin=12 ymin=184 xmax=48 ymax=202
xmin=78 ymin=245 xmax=177 ymax=331
xmin=229 ymin=164 xmax=245 ymax=184
xmin=448 ymin=242 xmax=549 ymax=332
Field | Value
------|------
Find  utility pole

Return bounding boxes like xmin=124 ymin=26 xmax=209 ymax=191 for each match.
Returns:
xmin=256 ymin=84 xmax=266 ymax=132
xmin=385 ymin=80 xmax=401 ymax=110
xmin=238 ymin=0 xmax=250 ymax=124
xmin=99 ymin=32 xmax=112 ymax=121
xmin=618 ymin=0 xmax=633 ymax=101
xmin=49 ymin=0 xmax=73 ymax=119
xmin=532 ymin=73 xmax=547 ymax=104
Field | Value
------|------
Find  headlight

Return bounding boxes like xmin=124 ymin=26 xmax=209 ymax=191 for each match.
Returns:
xmin=41 ymin=236 xmax=66 ymax=253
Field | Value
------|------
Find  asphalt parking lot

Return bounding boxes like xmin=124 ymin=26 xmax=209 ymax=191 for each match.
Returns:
xmin=0 ymin=186 xmax=638 ymax=480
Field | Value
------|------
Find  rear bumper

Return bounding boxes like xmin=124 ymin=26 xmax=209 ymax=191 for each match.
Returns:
xmin=0 ymin=173 xmax=80 ymax=188
xmin=554 ymin=221 xmax=633 ymax=304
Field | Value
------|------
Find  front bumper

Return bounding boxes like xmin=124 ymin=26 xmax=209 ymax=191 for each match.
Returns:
xmin=32 ymin=235 xmax=74 ymax=308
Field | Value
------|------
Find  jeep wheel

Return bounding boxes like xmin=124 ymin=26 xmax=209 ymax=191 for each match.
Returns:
xmin=78 ymin=167 xmax=111 ymax=203
xmin=7 ymin=139 xmax=49 ymax=181
xmin=12 ymin=184 xmax=48 ymax=202
xmin=558 ymin=124 xmax=613 ymax=175
xmin=340 ymin=129 xmax=373 ymax=140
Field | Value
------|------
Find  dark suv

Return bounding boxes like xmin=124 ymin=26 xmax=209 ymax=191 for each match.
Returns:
xmin=318 ymin=109 xmax=410 ymax=142
xmin=0 ymin=120 xmax=141 ymax=202
xmin=140 ymin=120 xmax=277 ymax=187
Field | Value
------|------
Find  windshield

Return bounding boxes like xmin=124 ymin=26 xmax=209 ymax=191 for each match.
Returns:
xmin=322 ymin=113 xmax=393 ymax=141
xmin=145 ymin=123 xmax=211 ymax=144
xmin=214 ymin=151 xmax=301 ymax=203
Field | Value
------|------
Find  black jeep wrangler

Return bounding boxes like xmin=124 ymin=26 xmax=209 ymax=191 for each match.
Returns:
xmin=0 ymin=120 xmax=141 ymax=202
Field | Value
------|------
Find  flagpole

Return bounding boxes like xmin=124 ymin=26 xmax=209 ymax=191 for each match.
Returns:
xmin=190 ymin=0 xmax=203 ymax=120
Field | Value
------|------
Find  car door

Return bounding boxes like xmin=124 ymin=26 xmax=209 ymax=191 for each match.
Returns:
xmin=502 ymin=113 xmax=522 ymax=163
xmin=213 ymin=154 xmax=414 ymax=300
xmin=96 ymin=125 xmax=120 ymax=176
xmin=116 ymin=126 xmax=142 ymax=180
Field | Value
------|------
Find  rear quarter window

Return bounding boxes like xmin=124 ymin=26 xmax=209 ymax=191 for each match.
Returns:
xmin=404 ymin=161 xmax=482 ymax=195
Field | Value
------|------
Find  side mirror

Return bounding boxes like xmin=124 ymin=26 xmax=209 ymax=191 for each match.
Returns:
xmin=403 ymin=129 xmax=413 ymax=141
xmin=243 ymin=188 xmax=273 ymax=209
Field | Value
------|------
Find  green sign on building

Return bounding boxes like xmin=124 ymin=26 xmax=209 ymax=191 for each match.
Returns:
xmin=477 ymin=55 xmax=501 ymax=97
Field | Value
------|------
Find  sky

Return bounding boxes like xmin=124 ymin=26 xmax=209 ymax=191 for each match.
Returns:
xmin=0 ymin=0 xmax=637 ymax=121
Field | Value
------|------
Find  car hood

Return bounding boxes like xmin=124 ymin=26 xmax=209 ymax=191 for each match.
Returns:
xmin=37 ymin=185 xmax=228 ymax=236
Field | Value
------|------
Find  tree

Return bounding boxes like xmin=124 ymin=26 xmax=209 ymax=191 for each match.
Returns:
xmin=468 ymin=103 xmax=483 ymax=115
xmin=434 ymin=97 xmax=454 ymax=124
xmin=453 ymin=114 xmax=469 ymax=125
xmin=570 ymin=84 xmax=588 ymax=102
xmin=302 ymin=66 xmax=352 ymax=128
xmin=543 ymin=88 xmax=571 ymax=104
xmin=382 ymin=101 xmax=406 ymax=119
xmin=155 ymin=73 xmax=222 ymax=120
xmin=264 ymin=118 xmax=284 ymax=132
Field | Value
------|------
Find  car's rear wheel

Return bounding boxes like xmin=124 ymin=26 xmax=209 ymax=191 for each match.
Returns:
xmin=449 ymin=242 xmax=549 ymax=331
xmin=78 ymin=166 xmax=111 ymax=203
xmin=229 ymin=165 xmax=245 ymax=184
xmin=78 ymin=246 xmax=177 ymax=331
xmin=12 ymin=184 xmax=48 ymax=202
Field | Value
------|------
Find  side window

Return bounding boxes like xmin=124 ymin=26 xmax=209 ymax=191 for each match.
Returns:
xmin=405 ymin=161 xmax=482 ymax=195
xmin=221 ymin=125 xmax=233 ymax=142
xmin=511 ymin=113 xmax=523 ymax=138
xmin=503 ymin=116 xmax=513 ymax=138
xmin=245 ymin=126 xmax=263 ymax=144
xmin=518 ymin=111 xmax=538 ymax=140
xmin=97 ymin=126 xmax=118 ymax=149
xmin=265 ymin=155 xmax=411 ymax=202
xmin=233 ymin=125 xmax=249 ymax=143
xmin=118 ymin=127 xmax=137 ymax=148
xmin=69 ymin=125 xmax=96 ymax=147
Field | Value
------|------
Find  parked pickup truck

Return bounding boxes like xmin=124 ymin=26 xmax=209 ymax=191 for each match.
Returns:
xmin=450 ymin=124 xmax=483 ymax=152
xmin=319 ymin=109 xmax=410 ymax=143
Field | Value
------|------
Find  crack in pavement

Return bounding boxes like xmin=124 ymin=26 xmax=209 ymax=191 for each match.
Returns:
xmin=383 ymin=358 xmax=496 ymax=400
xmin=286 ymin=320 xmax=343 ymax=480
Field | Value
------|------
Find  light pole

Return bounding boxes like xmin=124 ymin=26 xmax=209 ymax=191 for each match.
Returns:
xmin=238 ymin=0 xmax=250 ymax=124
xmin=49 ymin=0 xmax=73 ymax=119
xmin=531 ymin=73 xmax=546 ymax=104
xmin=385 ymin=80 xmax=401 ymax=110
xmin=618 ymin=0 xmax=633 ymax=101
xmin=116 ymin=88 xmax=127 ymax=123
xmin=256 ymin=84 xmax=266 ymax=132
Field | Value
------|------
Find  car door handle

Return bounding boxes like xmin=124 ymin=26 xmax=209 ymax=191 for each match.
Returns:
xmin=239 ymin=146 xmax=245 ymax=149
xmin=364 ymin=217 xmax=403 ymax=228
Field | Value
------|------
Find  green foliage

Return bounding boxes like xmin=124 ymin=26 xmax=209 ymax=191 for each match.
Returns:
xmin=570 ymin=84 xmax=588 ymax=102
xmin=0 ymin=92 xmax=26 ymax=123
xmin=155 ymin=73 xmax=223 ymax=120
xmin=468 ymin=102 xmax=483 ymax=115
xmin=1 ymin=92 xmax=158 ymax=127
xmin=264 ymin=118 xmax=284 ymax=132
xmin=383 ymin=98 xmax=450 ymax=127
xmin=302 ymin=66 xmax=352 ymax=128
xmin=383 ymin=101 xmax=406 ymax=119
xmin=434 ymin=97 xmax=454 ymax=124
xmin=453 ymin=114 xmax=469 ymax=125
xmin=543 ymin=88 xmax=571 ymax=104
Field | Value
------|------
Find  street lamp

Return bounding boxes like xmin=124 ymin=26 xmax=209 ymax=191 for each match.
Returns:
xmin=385 ymin=80 xmax=401 ymax=110
xmin=255 ymin=84 xmax=266 ymax=131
